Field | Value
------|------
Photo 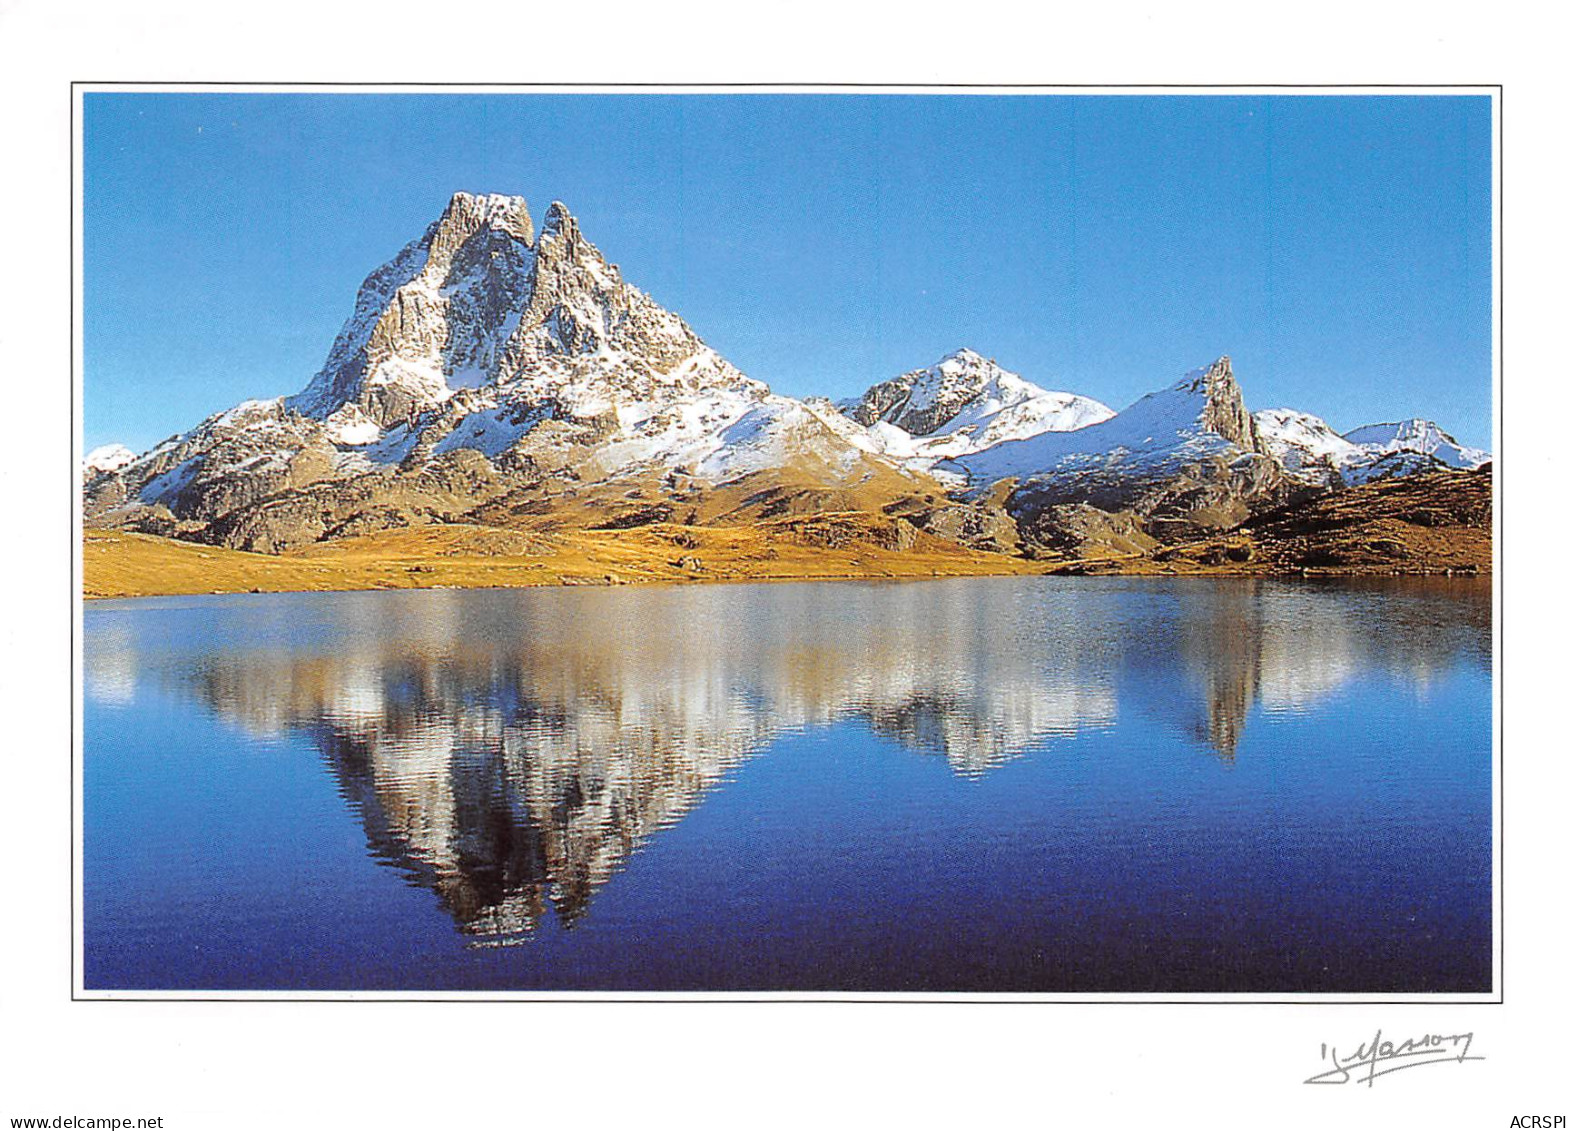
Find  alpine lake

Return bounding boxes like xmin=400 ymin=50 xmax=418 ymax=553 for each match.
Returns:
xmin=82 ymin=575 xmax=1493 ymax=994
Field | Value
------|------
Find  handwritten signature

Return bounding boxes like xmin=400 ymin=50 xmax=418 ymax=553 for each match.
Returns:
xmin=1304 ymin=1029 xmax=1484 ymax=1086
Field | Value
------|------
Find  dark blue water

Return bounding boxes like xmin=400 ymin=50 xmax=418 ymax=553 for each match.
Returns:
xmin=82 ymin=577 xmax=1493 ymax=993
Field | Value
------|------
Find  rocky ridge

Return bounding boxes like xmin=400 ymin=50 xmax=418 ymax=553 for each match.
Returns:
xmin=933 ymin=356 xmax=1298 ymax=546
xmin=83 ymin=191 xmax=1492 ymax=568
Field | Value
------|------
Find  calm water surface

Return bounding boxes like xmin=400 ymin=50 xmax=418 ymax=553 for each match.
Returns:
xmin=83 ymin=577 xmax=1492 ymax=992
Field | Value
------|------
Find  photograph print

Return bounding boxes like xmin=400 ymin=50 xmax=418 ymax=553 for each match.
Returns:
xmin=78 ymin=89 xmax=1495 ymax=995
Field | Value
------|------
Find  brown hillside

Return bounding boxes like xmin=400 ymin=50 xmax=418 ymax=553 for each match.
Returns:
xmin=1132 ymin=465 xmax=1492 ymax=576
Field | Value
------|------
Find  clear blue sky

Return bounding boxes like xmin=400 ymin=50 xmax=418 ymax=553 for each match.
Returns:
xmin=83 ymin=93 xmax=1493 ymax=454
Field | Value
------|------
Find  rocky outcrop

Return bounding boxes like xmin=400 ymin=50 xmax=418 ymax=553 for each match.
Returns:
xmin=1016 ymin=503 xmax=1157 ymax=559
xmin=911 ymin=479 xmax=1023 ymax=555
xmin=774 ymin=512 xmax=920 ymax=553
xmin=1008 ymin=447 xmax=1296 ymax=546
xmin=1149 ymin=465 xmax=1492 ymax=575
xmin=204 ymin=449 xmax=509 ymax=553
xmin=1241 ymin=464 xmax=1491 ymax=572
xmin=918 ymin=502 xmax=1022 ymax=555
xmin=1191 ymin=356 xmax=1262 ymax=452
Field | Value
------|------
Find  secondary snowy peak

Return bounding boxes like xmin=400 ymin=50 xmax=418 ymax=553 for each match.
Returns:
xmin=287 ymin=192 xmax=762 ymax=435
xmin=844 ymin=348 xmax=1102 ymax=436
xmin=841 ymin=350 xmax=1113 ymax=469
xmin=83 ymin=443 xmax=135 ymax=480
xmin=1255 ymin=410 xmax=1490 ymax=485
xmin=845 ymin=349 xmax=1015 ymax=434
xmin=1255 ymin=409 xmax=1358 ymax=459
xmin=1342 ymin=419 xmax=1490 ymax=469
xmin=947 ymin=355 xmax=1261 ymax=485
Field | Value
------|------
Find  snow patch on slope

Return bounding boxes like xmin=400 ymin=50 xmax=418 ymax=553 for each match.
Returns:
xmin=692 ymin=396 xmax=868 ymax=481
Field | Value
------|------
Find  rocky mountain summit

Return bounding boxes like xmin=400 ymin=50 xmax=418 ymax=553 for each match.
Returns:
xmin=288 ymin=194 xmax=763 ymax=435
xmin=85 ymin=193 xmax=909 ymax=552
xmin=83 ymin=191 xmax=1491 ymax=572
xmin=842 ymin=348 xmax=1111 ymax=438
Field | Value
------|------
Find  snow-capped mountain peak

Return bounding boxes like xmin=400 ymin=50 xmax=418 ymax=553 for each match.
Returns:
xmin=1342 ymin=419 xmax=1489 ymax=469
xmin=83 ymin=443 xmax=136 ymax=481
xmin=839 ymin=350 xmax=1113 ymax=471
xmin=1254 ymin=408 xmax=1365 ymax=473
xmin=432 ymin=190 xmax=536 ymax=252
xmin=844 ymin=348 xmax=1042 ymax=435
xmin=1255 ymin=410 xmax=1490 ymax=485
xmin=286 ymin=193 xmax=762 ymax=438
xmin=287 ymin=192 xmax=539 ymax=428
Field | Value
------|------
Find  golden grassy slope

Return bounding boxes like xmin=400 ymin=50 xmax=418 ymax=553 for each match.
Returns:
xmin=463 ymin=457 xmax=948 ymax=532
xmin=83 ymin=515 xmax=1043 ymax=600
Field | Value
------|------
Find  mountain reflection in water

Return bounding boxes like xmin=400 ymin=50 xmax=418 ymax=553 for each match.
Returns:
xmin=86 ymin=577 xmax=1490 ymax=947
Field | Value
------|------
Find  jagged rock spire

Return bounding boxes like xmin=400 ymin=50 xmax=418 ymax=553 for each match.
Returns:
xmin=1182 ymin=356 xmax=1262 ymax=453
